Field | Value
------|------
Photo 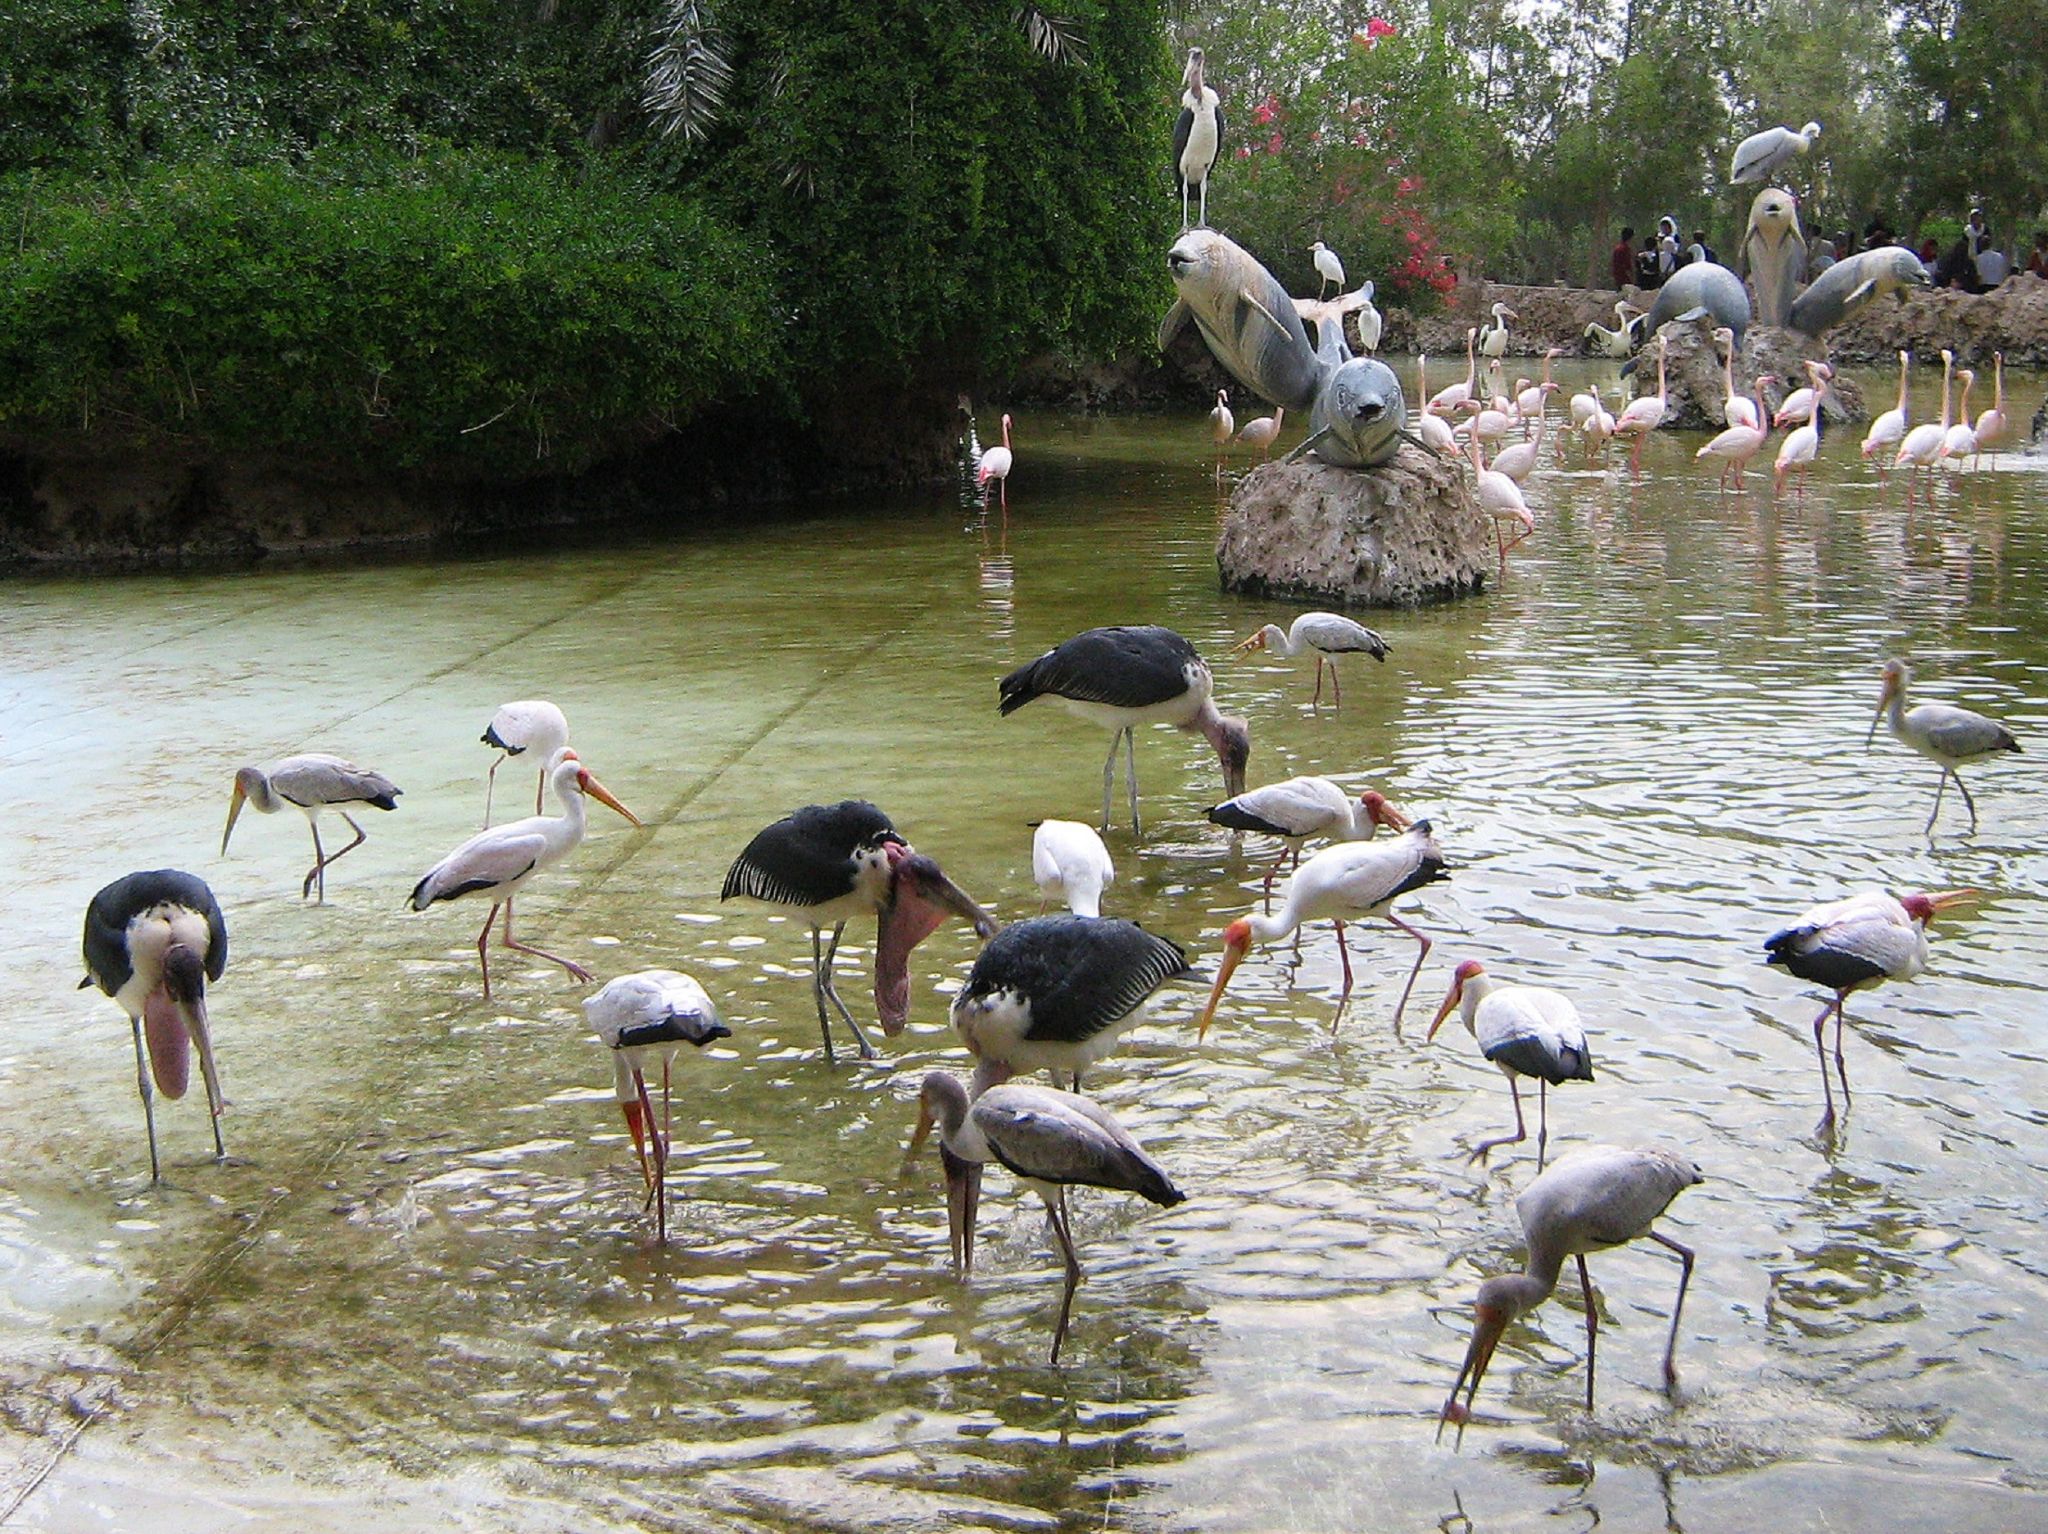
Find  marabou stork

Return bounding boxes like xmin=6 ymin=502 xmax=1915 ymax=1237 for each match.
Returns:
xmin=999 ymin=626 xmax=1250 ymax=836
xmin=583 ymin=969 xmax=731 ymax=1242
xmin=1198 ymin=821 xmax=1448 ymax=1033
xmin=80 ymin=869 xmax=229 ymax=1181
xmin=1764 ymin=887 xmax=1973 ymax=1134
xmin=482 ymin=699 xmax=570 ymax=824
xmin=1868 ymin=658 xmax=2021 ymax=834
xmin=909 ymin=1071 xmax=1186 ymax=1363
xmin=1439 ymin=1146 xmax=1703 ymax=1443
xmin=409 ymin=749 xmax=641 ymax=999
xmin=1173 ymin=48 xmax=1223 ymax=229
xmin=1427 ymin=960 xmax=1593 ymax=1169
xmin=1229 ymin=611 xmax=1389 ymax=709
xmin=722 ymin=801 xmax=996 ymax=1062
xmin=951 ymin=914 xmax=1191 ymax=1092
xmin=221 ymin=753 xmax=401 ymax=902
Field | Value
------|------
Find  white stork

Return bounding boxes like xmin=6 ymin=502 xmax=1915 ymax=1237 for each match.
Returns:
xmin=999 ymin=625 xmax=1250 ymax=835
xmin=481 ymin=699 xmax=569 ymax=824
xmin=1868 ymin=658 xmax=2021 ymax=834
xmin=1228 ymin=610 xmax=1389 ymax=708
xmin=1477 ymin=302 xmax=1516 ymax=360
xmin=909 ymin=1071 xmax=1186 ymax=1363
xmin=409 ymin=749 xmax=641 ymax=999
xmin=583 ymin=970 xmax=731 ymax=1243
xmin=1765 ymin=887 xmax=1973 ymax=1134
xmin=221 ymin=753 xmax=402 ymax=902
xmin=1438 ymin=1146 xmax=1702 ymax=1443
xmin=81 ymin=869 xmax=229 ymax=1182
xmin=1198 ymin=821 xmax=1448 ymax=1033
xmin=1427 ymin=960 xmax=1593 ymax=1169
xmin=722 ymin=801 xmax=996 ymax=1062
xmin=1173 ymin=48 xmax=1223 ymax=229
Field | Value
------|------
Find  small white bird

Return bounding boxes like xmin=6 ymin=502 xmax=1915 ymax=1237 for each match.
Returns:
xmin=1235 ymin=405 xmax=1285 ymax=458
xmin=583 ymin=970 xmax=731 ymax=1242
xmin=1311 ymin=241 xmax=1346 ymax=299
xmin=1477 ymin=302 xmax=1516 ymax=359
xmin=1228 ymin=611 xmax=1389 ymax=708
xmin=1771 ymin=362 xmax=1832 ymax=428
xmin=482 ymin=699 xmax=568 ymax=824
xmin=411 ymin=749 xmax=642 ymax=998
xmin=1941 ymin=368 xmax=1978 ymax=468
xmin=221 ymin=753 xmax=401 ymax=902
xmin=1032 ymin=819 xmax=1115 ymax=917
xmin=1868 ymin=657 xmax=2021 ymax=834
xmin=1428 ymin=960 xmax=1593 ymax=1168
xmin=1353 ymin=280 xmax=1383 ymax=353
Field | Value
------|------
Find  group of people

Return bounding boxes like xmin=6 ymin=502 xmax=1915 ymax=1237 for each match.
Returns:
xmin=1608 ymin=217 xmax=1715 ymax=290
xmin=1609 ymin=206 xmax=2048 ymax=296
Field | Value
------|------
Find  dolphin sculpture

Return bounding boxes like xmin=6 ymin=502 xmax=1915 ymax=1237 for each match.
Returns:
xmin=1623 ymin=261 xmax=1752 ymax=375
xmin=1161 ymin=229 xmax=1423 ymax=468
xmin=1788 ymin=246 xmax=1931 ymax=338
xmin=1740 ymin=187 xmax=1806 ymax=328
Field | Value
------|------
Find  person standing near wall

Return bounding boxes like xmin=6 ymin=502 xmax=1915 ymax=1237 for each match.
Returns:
xmin=1611 ymin=226 xmax=1637 ymax=289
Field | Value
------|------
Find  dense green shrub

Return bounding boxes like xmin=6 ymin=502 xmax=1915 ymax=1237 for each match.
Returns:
xmin=0 ymin=152 xmax=781 ymax=477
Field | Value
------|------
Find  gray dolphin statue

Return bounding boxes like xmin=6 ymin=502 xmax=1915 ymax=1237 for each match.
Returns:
xmin=1162 ymin=229 xmax=1422 ymax=468
xmin=1623 ymin=261 xmax=1752 ymax=374
xmin=1788 ymin=246 xmax=1930 ymax=338
xmin=1740 ymin=187 xmax=1806 ymax=328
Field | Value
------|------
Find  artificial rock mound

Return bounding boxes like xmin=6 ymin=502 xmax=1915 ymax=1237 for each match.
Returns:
xmin=1217 ymin=446 xmax=1489 ymax=609
xmin=1633 ymin=318 xmax=1866 ymax=430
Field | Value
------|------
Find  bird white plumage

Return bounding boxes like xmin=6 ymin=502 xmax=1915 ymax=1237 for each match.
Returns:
xmin=1868 ymin=657 xmax=2020 ymax=833
xmin=1311 ymin=241 xmax=1346 ymax=298
xmin=1032 ymin=819 xmax=1115 ymax=917
xmin=1428 ymin=960 xmax=1593 ymax=1168
xmin=482 ymin=699 xmax=569 ymax=823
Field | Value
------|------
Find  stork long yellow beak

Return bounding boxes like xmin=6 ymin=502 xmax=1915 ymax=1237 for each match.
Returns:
xmin=1437 ymin=1303 xmax=1509 ymax=1448
xmin=1925 ymin=888 xmax=1979 ymax=918
xmin=1425 ymin=980 xmax=1463 ymax=1042
xmin=1228 ymin=631 xmax=1267 ymax=659
xmin=579 ymin=772 xmax=643 ymax=827
xmin=220 ymin=783 xmax=247 ymax=855
xmin=1197 ymin=929 xmax=1251 ymax=1041
xmin=907 ymin=1101 xmax=936 ymax=1163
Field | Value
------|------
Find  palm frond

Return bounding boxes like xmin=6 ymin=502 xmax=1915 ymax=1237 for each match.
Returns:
xmin=1014 ymin=4 xmax=1085 ymax=66
xmin=643 ymin=0 xmax=734 ymax=144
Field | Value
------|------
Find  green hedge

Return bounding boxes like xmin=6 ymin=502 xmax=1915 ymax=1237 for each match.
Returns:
xmin=0 ymin=151 xmax=782 ymax=477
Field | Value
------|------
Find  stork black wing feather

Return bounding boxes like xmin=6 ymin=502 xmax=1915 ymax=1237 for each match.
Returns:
xmin=957 ymin=915 xmax=1191 ymax=1046
xmin=82 ymin=869 xmax=227 ymax=996
xmin=1172 ymin=105 xmax=1194 ymax=183
xmin=998 ymin=626 xmax=1201 ymax=715
xmin=722 ymin=800 xmax=898 ymax=909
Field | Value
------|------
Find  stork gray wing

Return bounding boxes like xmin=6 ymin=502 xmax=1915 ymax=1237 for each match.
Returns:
xmin=270 ymin=753 xmax=401 ymax=811
xmin=998 ymin=626 xmax=1201 ymax=714
xmin=1517 ymin=1146 xmax=1701 ymax=1251
xmin=971 ymin=1085 xmax=1184 ymax=1205
xmin=1172 ymin=106 xmax=1194 ymax=183
xmin=1914 ymin=704 xmax=2019 ymax=759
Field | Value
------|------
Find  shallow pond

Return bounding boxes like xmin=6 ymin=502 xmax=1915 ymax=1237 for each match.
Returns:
xmin=3 ymin=360 xmax=2047 ymax=1531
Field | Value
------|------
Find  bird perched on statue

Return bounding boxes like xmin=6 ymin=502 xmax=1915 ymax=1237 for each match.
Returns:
xmin=1310 ymin=241 xmax=1346 ymax=299
xmin=1172 ymin=48 xmax=1223 ymax=229
xmin=1729 ymin=121 xmax=1821 ymax=186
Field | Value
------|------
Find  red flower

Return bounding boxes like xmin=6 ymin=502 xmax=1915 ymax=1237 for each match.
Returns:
xmin=1251 ymin=94 xmax=1279 ymax=126
xmin=1266 ymin=131 xmax=1284 ymax=154
xmin=1368 ymin=17 xmax=1398 ymax=38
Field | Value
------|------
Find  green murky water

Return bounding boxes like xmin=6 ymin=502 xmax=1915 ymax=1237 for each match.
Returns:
xmin=3 ymin=360 xmax=2046 ymax=1531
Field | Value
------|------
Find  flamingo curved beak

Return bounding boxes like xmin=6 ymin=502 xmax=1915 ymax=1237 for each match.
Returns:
xmin=1437 ymin=1302 xmax=1510 ymax=1447
xmin=578 ymin=771 xmax=643 ymax=827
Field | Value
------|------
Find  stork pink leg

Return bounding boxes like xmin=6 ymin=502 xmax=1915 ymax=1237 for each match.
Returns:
xmin=1577 ymin=1254 xmax=1599 ymax=1410
xmin=498 ymin=901 xmax=594 ymax=984
xmin=1385 ymin=913 xmax=1434 ymax=1030
xmin=1330 ymin=918 xmax=1355 ymax=1032
xmin=634 ymin=1067 xmax=668 ymax=1242
xmin=1811 ymin=992 xmax=1845 ymax=1134
xmin=1467 ymin=1076 xmax=1528 ymax=1165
